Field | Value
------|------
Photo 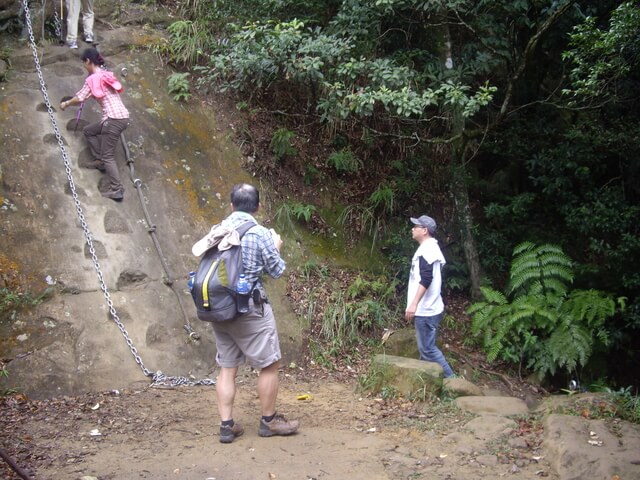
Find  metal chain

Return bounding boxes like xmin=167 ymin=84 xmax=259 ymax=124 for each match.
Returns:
xmin=20 ymin=0 xmax=214 ymax=388
xmin=53 ymin=8 xmax=61 ymax=41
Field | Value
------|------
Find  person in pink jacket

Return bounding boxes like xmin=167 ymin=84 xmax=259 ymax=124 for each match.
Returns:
xmin=60 ymin=48 xmax=130 ymax=201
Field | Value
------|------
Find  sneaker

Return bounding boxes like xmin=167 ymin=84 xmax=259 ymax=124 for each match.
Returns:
xmin=84 ymin=33 xmax=94 ymax=43
xmin=68 ymin=41 xmax=78 ymax=49
xmin=219 ymin=422 xmax=244 ymax=444
xmin=259 ymin=414 xmax=299 ymax=437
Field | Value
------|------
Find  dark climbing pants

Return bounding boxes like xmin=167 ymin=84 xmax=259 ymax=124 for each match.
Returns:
xmin=83 ymin=117 xmax=129 ymax=196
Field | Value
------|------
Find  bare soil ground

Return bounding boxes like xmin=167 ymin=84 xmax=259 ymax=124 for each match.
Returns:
xmin=1 ymin=366 xmax=556 ymax=480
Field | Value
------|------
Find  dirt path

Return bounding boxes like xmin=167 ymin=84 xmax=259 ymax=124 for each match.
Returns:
xmin=1 ymin=368 xmax=556 ymax=480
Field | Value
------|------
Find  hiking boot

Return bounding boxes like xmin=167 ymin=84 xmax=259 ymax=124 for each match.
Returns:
xmin=85 ymin=160 xmax=105 ymax=172
xmin=258 ymin=414 xmax=299 ymax=437
xmin=68 ymin=40 xmax=78 ymax=49
xmin=219 ymin=422 xmax=244 ymax=443
xmin=102 ymin=189 xmax=124 ymax=201
xmin=84 ymin=33 xmax=94 ymax=43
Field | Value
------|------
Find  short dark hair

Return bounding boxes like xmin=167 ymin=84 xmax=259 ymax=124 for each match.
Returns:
xmin=230 ymin=183 xmax=259 ymax=213
xmin=80 ymin=47 xmax=105 ymax=67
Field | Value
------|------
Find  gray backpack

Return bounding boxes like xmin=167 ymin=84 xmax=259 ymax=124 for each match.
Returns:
xmin=190 ymin=221 xmax=255 ymax=322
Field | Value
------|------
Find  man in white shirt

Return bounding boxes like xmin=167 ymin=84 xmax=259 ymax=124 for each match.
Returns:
xmin=405 ymin=215 xmax=454 ymax=378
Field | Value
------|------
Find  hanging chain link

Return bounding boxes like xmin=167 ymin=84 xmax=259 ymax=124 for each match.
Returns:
xmin=53 ymin=8 xmax=62 ymax=41
xmin=20 ymin=0 xmax=215 ymax=388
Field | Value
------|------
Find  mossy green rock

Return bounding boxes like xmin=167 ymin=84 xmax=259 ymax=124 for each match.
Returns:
xmin=378 ymin=328 xmax=419 ymax=358
xmin=368 ymin=354 xmax=443 ymax=399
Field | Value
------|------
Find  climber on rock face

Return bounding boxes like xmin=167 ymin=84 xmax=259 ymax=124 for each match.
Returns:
xmin=60 ymin=47 xmax=130 ymax=202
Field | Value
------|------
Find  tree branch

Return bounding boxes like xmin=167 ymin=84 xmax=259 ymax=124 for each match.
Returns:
xmin=499 ymin=0 xmax=577 ymax=118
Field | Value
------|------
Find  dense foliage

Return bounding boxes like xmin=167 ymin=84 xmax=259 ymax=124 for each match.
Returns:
xmin=159 ymin=0 xmax=639 ymax=389
xmin=468 ymin=243 xmax=619 ymax=380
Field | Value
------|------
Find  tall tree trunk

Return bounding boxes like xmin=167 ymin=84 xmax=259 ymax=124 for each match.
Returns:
xmin=450 ymin=140 xmax=482 ymax=300
xmin=439 ymin=13 xmax=483 ymax=299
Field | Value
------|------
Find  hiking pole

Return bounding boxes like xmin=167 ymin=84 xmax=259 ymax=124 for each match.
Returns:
xmin=74 ymin=101 xmax=85 ymax=132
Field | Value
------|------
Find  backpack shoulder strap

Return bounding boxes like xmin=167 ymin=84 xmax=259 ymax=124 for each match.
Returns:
xmin=235 ymin=220 xmax=257 ymax=238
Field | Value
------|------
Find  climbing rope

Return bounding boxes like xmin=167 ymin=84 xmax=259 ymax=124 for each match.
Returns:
xmin=118 ymin=135 xmax=201 ymax=340
xmin=19 ymin=0 xmax=214 ymax=388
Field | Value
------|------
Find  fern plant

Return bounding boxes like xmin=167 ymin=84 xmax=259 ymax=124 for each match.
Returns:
xmin=270 ymin=128 xmax=298 ymax=161
xmin=368 ymin=184 xmax=395 ymax=216
xmin=327 ymin=148 xmax=362 ymax=173
xmin=167 ymin=72 xmax=191 ymax=102
xmin=275 ymin=201 xmax=316 ymax=231
xmin=468 ymin=242 xmax=617 ymax=380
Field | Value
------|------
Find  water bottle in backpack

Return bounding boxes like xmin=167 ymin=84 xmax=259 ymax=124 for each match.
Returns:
xmin=236 ymin=273 xmax=251 ymax=313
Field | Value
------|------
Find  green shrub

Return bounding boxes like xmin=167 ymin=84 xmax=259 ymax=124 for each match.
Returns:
xmin=166 ymin=20 xmax=211 ymax=66
xmin=303 ymin=164 xmax=321 ymax=185
xmin=270 ymin=128 xmax=298 ymax=160
xmin=167 ymin=72 xmax=191 ymax=101
xmin=326 ymin=148 xmax=362 ymax=173
xmin=607 ymin=386 xmax=640 ymax=424
xmin=468 ymin=242 xmax=620 ymax=380
xmin=0 ymin=287 xmax=48 ymax=316
xmin=368 ymin=184 xmax=395 ymax=215
xmin=275 ymin=201 xmax=316 ymax=230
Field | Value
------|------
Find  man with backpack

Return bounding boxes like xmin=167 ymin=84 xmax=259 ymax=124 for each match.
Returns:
xmin=192 ymin=183 xmax=299 ymax=443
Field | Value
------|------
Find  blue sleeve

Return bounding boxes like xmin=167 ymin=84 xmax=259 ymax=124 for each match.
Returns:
xmin=419 ymin=256 xmax=433 ymax=289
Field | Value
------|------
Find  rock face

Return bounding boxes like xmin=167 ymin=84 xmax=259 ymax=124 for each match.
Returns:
xmin=0 ymin=23 xmax=304 ymax=398
xmin=544 ymin=413 xmax=640 ymax=480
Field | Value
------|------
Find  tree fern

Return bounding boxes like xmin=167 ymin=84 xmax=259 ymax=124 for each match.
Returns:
xmin=546 ymin=322 xmax=593 ymax=374
xmin=563 ymin=290 xmax=615 ymax=326
xmin=468 ymin=243 xmax=619 ymax=380
xmin=508 ymin=242 xmax=573 ymax=295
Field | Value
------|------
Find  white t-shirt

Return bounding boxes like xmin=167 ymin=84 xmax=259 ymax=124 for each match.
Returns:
xmin=407 ymin=238 xmax=446 ymax=317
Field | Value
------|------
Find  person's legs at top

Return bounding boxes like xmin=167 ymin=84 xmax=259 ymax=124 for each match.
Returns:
xmin=414 ymin=312 xmax=454 ymax=378
xmin=65 ymin=0 xmax=80 ymax=47
xmin=80 ymin=0 xmax=95 ymax=42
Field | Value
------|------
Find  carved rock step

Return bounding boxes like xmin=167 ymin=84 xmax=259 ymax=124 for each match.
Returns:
xmin=455 ymin=395 xmax=529 ymax=416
